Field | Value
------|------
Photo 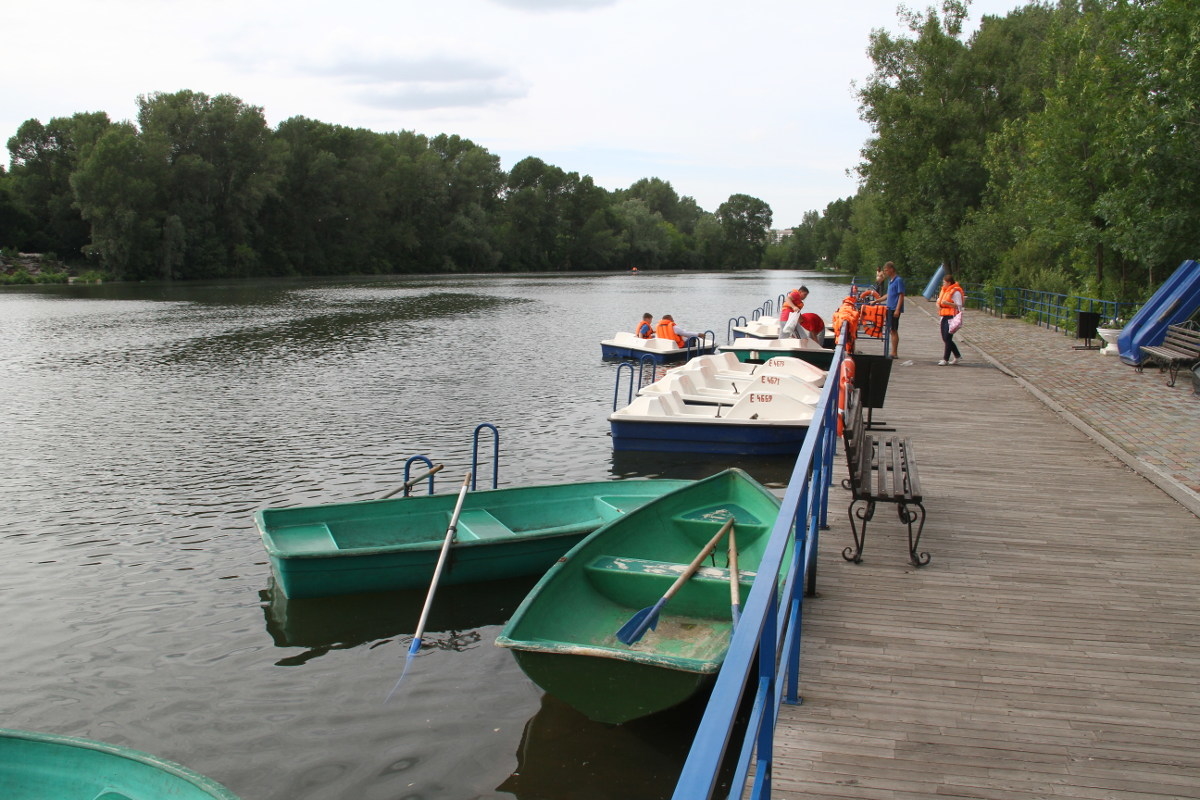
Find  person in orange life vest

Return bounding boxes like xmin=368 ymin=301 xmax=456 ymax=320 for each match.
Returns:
xmin=779 ymin=286 xmax=809 ymax=338
xmin=654 ymin=315 xmax=700 ymax=347
xmin=636 ymin=313 xmax=655 ymax=339
xmin=936 ymin=273 xmax=965 ymax=365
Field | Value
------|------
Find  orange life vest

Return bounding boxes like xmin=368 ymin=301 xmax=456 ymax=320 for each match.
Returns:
xmin=937 ymin=283 xmax=965 ymax=317
xmin=859 ymin=303 xmax=887 ymax=337
xmin=655 ymin=319 xmax=685 ymax=347
xmin=636 ymin=319 xmax=654 ymax=338
xmin=831 ymin=298 xmax=860 ymax=350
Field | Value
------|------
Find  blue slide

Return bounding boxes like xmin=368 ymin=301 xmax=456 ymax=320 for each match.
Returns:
xmin=922 ymin=264 xmax=946 ymax=300
xmin=1119 ymin=259 xmax=1200 ymax=364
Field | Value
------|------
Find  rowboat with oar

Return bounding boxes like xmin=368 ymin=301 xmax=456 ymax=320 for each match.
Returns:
xmin=0 ymin=728 xmax=240 ymax=799
xmin=256 ymin=479 xmax=692 ymax=598
xmin=496 ymin=468 xmax=785 ymax=724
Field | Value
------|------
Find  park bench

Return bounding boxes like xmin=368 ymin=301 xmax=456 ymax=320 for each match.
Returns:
xmin=840 ymin=387 xmax=929 ymax=567
xmin=1137 ymin=321 xmax=1200 ymax=387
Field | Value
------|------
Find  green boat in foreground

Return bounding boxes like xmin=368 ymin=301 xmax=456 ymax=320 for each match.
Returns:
xmin=0 ymin=728 xmax=239 ymax=799
xmin=496 ymin=469 xmax=785 ymax=725
xmin=256 ymin=479 xmax=692 ymax=598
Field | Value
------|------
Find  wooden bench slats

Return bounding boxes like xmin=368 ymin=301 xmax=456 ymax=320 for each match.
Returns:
xmin=840 ymin=385 xmax=928 ymax=566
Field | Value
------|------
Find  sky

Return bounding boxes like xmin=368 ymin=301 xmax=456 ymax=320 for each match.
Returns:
xmin=4 ymin=0 xmax=1027 ymax=228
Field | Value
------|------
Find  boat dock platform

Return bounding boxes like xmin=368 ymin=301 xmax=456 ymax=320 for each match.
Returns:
xmin=770 ymin=303 xmax=1200 ymax=799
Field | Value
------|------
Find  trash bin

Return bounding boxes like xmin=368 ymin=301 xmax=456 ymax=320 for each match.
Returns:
xmin=1077 ymin=311 xmax=1100 ymax=341
xmin=852 ymin=352 xmax=893 ymax=409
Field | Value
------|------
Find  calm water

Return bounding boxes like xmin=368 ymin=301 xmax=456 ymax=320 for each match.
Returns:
xmin=0 ymin=270 xmax=848 ymax=800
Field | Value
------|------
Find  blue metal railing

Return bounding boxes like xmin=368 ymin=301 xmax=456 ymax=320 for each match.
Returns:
xmin=672 ymin=337 xmax=843 ymax=800
xmin=964 ymin=285 xmax=1139 ymax=332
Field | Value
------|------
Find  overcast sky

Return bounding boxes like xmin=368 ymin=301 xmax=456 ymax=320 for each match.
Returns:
xmin=4 ymin=0 xmax=1026 ymax=228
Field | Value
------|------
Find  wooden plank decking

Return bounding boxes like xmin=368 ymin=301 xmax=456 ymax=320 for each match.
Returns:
xmin=770 ymin=312 xmax=1200 ymax=799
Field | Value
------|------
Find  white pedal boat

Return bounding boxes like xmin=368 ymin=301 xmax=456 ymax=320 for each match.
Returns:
xmin=600 ymin=331 xmax=717 ymax=363
xmin=679 ymin=352 xmax=827 ymax=387
xmin=609 ymin=388 xmax=816 ymax=455
xmin=638 ymin=364 xmax=822 ymax=407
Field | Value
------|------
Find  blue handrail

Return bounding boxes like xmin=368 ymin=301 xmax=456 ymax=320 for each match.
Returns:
xmin=400 ymin=455 xmax=439 ymax=497
xmin=471 ymin=423 xmax=499 ymax=490
xmin=672 ymin=335 xmax=844 ymax=799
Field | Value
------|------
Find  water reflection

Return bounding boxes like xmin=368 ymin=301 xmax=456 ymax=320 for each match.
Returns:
xmin=260 ymin=574 xmax=538 ymax=663
xmin=497 ymin=693 xmax=711 ymax=800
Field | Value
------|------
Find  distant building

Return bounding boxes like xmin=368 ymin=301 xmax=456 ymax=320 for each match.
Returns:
xmin=768 ymin=228 xmax=795 ymax=244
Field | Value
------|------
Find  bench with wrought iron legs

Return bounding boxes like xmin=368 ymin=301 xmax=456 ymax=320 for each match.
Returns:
xmin=1138 ymin=322 xmax=1200 ymax=387
xmin=840 ymin=387 xmax=929 ymax=567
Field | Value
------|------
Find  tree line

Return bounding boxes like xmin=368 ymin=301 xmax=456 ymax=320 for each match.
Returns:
xmin=4 ymin=1 xmax=1196 ymax=296
xmin=766 ymin=0 xmax=1199 ymax=300
xmin=0 ymin=91 xmax=774 ymax=281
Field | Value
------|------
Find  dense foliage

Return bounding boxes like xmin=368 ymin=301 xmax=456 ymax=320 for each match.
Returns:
xmin=1 ymin=91 xmax=771 ymax=281
xmin=768 ymin=0 xmax=1200 ymax=299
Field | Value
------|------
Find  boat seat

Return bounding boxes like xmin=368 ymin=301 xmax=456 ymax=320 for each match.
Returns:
xmin=272 ymin=523 xmax=338 ymax=554
xmin=456 ymin=509 xmax=514 ymax=540
xmin=585 ymin=555 xmax=752 ymax=584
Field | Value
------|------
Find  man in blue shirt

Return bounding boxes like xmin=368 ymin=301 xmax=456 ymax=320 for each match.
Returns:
xmin=883 ymin=261 xmax=905 ymax=358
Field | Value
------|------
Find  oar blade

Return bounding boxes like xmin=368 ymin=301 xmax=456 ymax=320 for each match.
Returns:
xmin=616 ymin=598 xmax=665 ymax=645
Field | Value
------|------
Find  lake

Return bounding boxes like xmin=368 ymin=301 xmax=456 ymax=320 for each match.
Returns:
xmin=0 ymin=269 xmax=849 ymax=800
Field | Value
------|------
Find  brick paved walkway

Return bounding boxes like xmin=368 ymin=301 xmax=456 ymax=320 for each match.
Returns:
xmin=928 ymin=304 xmax=1200 ymax=517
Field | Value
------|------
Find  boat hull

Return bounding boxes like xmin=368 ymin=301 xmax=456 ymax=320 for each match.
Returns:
xmin=497 ymin=469 xmax=786 ymax=724
xmin=600 ymin=331 xmax=716 ymax=363
xmin=257 ymin=479 xmax=692 ymax=598
xmin=0 ymin=728 xmax=240 ymax=799
xmin=600 ymin=343 xmax=717 ymax=363
xmin=610 ymin=417 xmax=810 ymax=455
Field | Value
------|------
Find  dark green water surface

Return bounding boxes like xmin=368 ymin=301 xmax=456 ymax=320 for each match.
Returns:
xmin=0 ymin=270 xmax=847 ymax=799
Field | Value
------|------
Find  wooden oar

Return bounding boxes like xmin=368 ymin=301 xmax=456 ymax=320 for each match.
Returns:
xmin=728 ymin=525 xmax=741 ymax=628
xmin=616 ymin=517 xmax=735 ymax=646
xmin=385 ymin=471 xmax=471 ymax=701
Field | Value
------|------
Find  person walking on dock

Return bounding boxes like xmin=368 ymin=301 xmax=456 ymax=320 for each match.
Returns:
xmin=936 ymin=273 xmax=965 ymax=365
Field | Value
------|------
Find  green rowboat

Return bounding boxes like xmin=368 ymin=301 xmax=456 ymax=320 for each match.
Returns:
xmin=0 ymin=728 xmax=239 ymax=799
xmin=495 ymin=468 xmax=785 ymax=725
xmin=256 ymin=479 xmax=692 ymax=599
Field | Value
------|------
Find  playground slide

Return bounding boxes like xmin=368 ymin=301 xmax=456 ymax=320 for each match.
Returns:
xmin=922 ymin=264 xmax=946 ymax=300
xmin=1118 ymin=259 xmax=1200 ymax=364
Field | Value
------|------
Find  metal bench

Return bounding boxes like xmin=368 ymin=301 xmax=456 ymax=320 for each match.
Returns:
xmin=1138 ymin=321 xmax=1200 ymax=386
xmin=840 ymin=387 xmax=929 ymax=567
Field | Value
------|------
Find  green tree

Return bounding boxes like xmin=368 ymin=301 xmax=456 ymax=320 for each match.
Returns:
xmin=134 ymin=90 xmax=284 ymax=278
xmin=715 ymin=194 xmax=772 ymax=269
xmin=70 ymin=122 xmax=167 ymax=279
xmin=6 ymin=112 xmax=112 ymax=258
xmin=858 ymin=0 xmax=989 ymax=280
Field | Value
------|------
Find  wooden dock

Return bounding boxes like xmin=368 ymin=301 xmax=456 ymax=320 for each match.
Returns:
xmin=770 ymin=311 xmax=1200 ymax=799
